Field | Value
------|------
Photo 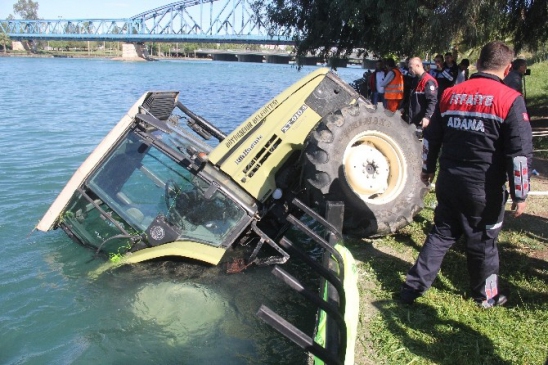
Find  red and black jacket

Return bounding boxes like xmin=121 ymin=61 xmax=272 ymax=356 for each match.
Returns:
xmin=408 ymin=72 xmax=438 ymax=126
xmin=423 ymin=72 xmax=533 ymax=200
xmin=368 ymin=70 xmax=382 ymax=93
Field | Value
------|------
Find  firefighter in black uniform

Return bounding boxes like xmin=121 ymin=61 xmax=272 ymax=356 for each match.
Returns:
xmin=430 ymin=53 xmax=458 ymax=100
xmin=407 ymin=57 xmax=438 ymax=129
xmin=400 ymin=41 xmax=533 ymax=308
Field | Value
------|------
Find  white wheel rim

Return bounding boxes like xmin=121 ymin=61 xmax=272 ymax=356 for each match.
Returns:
xmin=344 ymin=131 xmax=407 ymax=205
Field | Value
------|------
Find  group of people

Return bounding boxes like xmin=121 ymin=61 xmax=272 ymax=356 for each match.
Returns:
xmin=357 ymin=51 xmax=528 ymax=133
xmin=405 ymin=53 xmax=469 ymax=131
xmin=357 ymin=52 xmax=470 ymax=128
xmin=358 ymin=42 xmax=534 ymax=309
xmin=355 ymin=58 xmax=406 ymax=113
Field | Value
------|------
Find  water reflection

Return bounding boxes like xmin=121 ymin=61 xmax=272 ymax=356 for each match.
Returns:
xmin=131 ymin=282 xmax=227 ymax=346
xmin=89 ymin=258 xmax=314 ymax=364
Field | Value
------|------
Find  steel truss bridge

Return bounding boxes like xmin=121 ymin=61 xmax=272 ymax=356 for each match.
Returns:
xmin=1 ymin=0 xmax=293 ymax=45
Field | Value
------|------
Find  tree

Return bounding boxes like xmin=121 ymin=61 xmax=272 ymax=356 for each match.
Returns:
xmin=1 ymin=15 xmax=14 ymax=53
xmin=49 ymin=40 xmax=67 ymax=51
xmin=13 ymin=0 xmax=39 ymax=20
xmin=507 ymin=0 xmax=548 ymax=53
xmin=253 ymin=0 xmax=546 ymax=65
xmin=0 ymin=30 xmax=10 ymax=54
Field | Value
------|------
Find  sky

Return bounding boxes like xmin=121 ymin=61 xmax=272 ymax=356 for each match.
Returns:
xmin=1 ymin=0 xmax=174 ymax=20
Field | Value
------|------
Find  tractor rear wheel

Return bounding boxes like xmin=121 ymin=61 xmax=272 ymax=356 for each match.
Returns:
xmin=302 ymin=102 xmax=428 ymax=237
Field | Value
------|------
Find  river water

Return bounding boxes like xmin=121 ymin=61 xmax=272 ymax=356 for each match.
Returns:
xmin=0 ymin=56 xmax=364 ymax=364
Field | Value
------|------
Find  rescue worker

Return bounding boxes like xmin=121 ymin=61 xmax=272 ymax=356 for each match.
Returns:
xmin=407 ymin=57 xmax=438 ymax=129
xmin=400 ymin=41 xmax=533 ymax=308
xmin=381 ymin=58 xmax=404 ymax=112
xmin=430 ymin=52 xmax=458 ymax=99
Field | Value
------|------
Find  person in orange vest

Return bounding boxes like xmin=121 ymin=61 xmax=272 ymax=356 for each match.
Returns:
xmin=381 ymin=58 xmax=404 ymax=112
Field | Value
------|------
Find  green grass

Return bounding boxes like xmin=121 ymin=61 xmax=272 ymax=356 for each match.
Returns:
xmin=347 ymin=193 xmax=548 ymax=364
xmin=526 ymin=61 xmax=548 ymax=158
xmin=525 ymin=61 xmax=548 ymax=118
xmin=347 ymin=61 xmax=548 ymax=365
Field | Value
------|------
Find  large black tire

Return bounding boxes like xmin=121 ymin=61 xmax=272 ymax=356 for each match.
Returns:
xmin=302 ymin=102 xmax=428 ymax=237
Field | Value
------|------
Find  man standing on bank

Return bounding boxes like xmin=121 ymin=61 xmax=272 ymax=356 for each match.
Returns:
xmin=504 ymin=58 xmax=527 ymax=94
xmin=407 ymin=57 xmax=438 ymax=129
xmin=381 ymin=58 xmax=405 ymax=112
xmin=400 ymin=41 xmax=533 ymax=308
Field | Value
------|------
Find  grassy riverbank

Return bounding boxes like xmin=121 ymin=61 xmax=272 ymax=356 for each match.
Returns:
xmin=524 ymin=61 xmax=548 ymax=122
xmin=349 ymin=62 xmax=548 ymax=364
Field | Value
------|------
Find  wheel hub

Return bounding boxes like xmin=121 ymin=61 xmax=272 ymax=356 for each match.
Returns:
xmin=364 ymin=160 xmax=379 ymax=176
xmin=345 ymin=144 xmax=390 ymax=196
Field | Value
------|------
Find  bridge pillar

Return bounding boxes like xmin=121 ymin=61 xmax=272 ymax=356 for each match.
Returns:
xmin=297 ymin=56 xmax=320 ymax=66
xmin=12 ymin=41 xmax=26 ymax=51
xmin=194 ymin=51 xmax=211 ymax=59
xmin=237 ymin=54 xmax=264 ymax=63
xmin=12 ymin=40 xmax=36 ymax=53
xmin=265 ymin=54 xmax=291 ymax=64
xmin=212 ymin=53 xmax=238 ymax=62
xmin=328 ymin=57 xmax=348 ymax=68
xmin=121 ymin=43 xmax=154 ymax=61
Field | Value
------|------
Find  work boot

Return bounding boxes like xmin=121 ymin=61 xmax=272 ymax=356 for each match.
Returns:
xmin=400 ymin=285 xmax=421 ymax=305
xmin=477 ymin=294 xmax=508 ymax=309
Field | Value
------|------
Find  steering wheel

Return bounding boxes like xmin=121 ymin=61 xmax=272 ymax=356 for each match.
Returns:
xmin=164 ymin=179 xmax=182 ymax=210
xmin=165 ymin=179 xmax=198 ymax=229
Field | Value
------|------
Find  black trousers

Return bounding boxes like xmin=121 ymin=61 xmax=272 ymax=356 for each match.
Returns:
xmin=404 ymin=174 xmax=508 ymax=302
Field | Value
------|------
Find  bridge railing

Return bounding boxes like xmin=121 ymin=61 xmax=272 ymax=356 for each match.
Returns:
xmin=1 ymin=19 xmax=134 ymax=37
xmin=0 ymin=0 xmax=294 ymax=45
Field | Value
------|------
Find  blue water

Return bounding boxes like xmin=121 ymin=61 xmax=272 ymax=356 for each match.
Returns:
xmin=0 ymin=56 xmax=364 ymax=364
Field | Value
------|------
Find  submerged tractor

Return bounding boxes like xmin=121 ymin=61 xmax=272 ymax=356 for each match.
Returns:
xmin=38 ymin=68 xmax=426 ymax=265
xmin=37 ymin=67 xmax=427 ymax=364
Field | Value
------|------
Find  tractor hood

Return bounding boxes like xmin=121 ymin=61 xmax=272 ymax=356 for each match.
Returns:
xmin=207 ymin=68 xmax=356 ymax=202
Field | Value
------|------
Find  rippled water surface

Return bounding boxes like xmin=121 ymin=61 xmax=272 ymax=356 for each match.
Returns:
xmin=0 ymin=56 xmax=363 ymax=364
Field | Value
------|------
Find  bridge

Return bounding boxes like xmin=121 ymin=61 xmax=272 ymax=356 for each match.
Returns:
xmin=1 ymin=0 xmax=293 ymax=45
